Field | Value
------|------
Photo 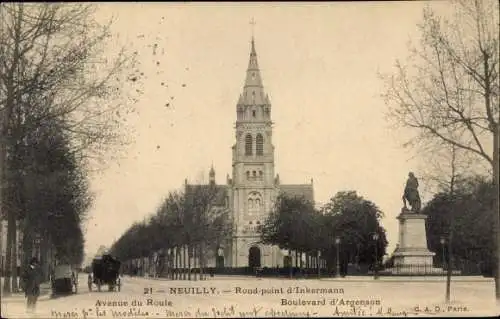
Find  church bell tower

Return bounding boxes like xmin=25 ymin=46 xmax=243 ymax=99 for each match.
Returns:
xmin=230 ymin=36 xmax=276 ymax=267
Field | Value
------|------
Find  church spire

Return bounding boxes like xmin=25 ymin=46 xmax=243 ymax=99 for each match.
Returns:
xmin=239 ymin=36 xmax=268 ymax=106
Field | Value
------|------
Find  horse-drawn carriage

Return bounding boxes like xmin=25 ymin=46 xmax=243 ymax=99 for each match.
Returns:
xmin=88 ymin=254 xmax=121 ymax=292
xmin=51 ymin=264 xmax=78 ymax=295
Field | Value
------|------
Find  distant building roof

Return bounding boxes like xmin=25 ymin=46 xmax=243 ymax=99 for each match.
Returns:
xmin=184 ymin=184 xmax=229 ymax=207
xmin=279 ymin=184 xmax=314 ymax=203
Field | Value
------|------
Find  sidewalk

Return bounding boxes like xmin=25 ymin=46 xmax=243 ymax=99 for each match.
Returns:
xmin=0 ymin=282 xmax=52 ymax=303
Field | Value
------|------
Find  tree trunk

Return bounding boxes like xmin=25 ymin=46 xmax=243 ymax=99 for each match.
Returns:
xmin=21 ymin=220 xmax=33 ymax=269
xmin=193 ymin=245 xmax=198 ymax=281
xmin=0 ymin=121 xmax=8 ymax=294
xmin=199 ymin=243 xmax=204 ymax=281
xmin=40 ymin=233 xmax=50 ymax=282
xmin=493 ymin=122 xmax=499 ymax=300
xmin=172 ymin=247 xmax=179 ymax=280
xmin=2 ymin=217 xmax=13 ymax=294
xmin=172 ymin=249 xmax=175 ymax=280
xmin=176 ymin=247 xmax=180 ymax=280
xmin=11 ymin=221 xmax=18 ymax=292
xmin=188 ymin=245 xmax=192 ymax=281
xmin=182 ymin=245 xmax=186 ymax=280
xmin=2 ymin=2 xmax=24 ymax=296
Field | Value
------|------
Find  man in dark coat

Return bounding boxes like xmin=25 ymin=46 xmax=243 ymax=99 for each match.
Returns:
xmin=21 ymin=257 xmax=42 ymax=311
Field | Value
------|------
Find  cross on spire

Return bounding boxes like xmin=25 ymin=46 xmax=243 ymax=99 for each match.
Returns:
xmin=250 ymin=17 xmax=256 ymax=38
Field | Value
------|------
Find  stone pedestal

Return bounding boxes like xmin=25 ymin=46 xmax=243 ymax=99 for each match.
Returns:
xmin=386 ymin=208 xmax=443 ymax=275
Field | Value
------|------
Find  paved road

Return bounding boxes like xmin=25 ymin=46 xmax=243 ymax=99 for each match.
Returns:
xmin=1 ymin=274 xmax=499 ymax=318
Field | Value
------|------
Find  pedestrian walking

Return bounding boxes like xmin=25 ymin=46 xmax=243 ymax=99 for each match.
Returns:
xmin=21 ymin=257 xmax=42 ymax=312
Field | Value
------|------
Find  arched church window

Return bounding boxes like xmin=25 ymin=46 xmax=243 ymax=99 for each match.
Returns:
xmin=252 ymin=171 xmax=256 ymax=177
xmin=252 ymin=110 xmax=256 ymax=118
xmin=256 ymin=133 xmax=264 ymax=156
xmin=259 ymin=171 xmax=263 ymax=177
xmin=246 ymin=171 xmax=250 ymax=179
xmin=245 ymin=134 xmax=252 ymax=155
xmin=247 ymin=192 xmax=262 ymax=217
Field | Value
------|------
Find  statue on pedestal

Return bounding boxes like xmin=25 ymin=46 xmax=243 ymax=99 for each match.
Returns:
xmin=402 ymin=172 xmax=421 ymax=213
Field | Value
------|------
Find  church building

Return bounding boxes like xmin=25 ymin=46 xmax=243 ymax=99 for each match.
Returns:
xmin=185 ymin=37 xmax=314 ymax=268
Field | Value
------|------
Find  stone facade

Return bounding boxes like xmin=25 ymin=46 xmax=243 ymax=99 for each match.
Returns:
xmin=185 ymin=38 xmax=314 ymax=268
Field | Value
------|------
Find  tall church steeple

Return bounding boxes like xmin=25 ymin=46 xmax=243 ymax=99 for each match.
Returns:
xmin=232 ymin=35 xmax=275 ymax=188
xmin=236 ymin=37 xmax=271 ymax=121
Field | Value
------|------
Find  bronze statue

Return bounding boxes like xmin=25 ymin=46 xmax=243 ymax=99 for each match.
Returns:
xmin=402 ymin=172 xmax=421 ymax=213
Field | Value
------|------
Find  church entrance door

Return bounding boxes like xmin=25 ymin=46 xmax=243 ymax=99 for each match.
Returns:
xmin=248 ymin=246 xmax=261 ymax=268
xmin=216 ymin=256 xmax=224 ymax=268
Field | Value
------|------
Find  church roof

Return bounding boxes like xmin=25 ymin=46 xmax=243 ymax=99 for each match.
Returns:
xmin=184 ymin=184 xmax=228 ymax=207
xmin=279 ymin=184 xmax=314 ymax=203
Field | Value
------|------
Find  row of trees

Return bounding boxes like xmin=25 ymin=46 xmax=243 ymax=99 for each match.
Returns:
xmin=110 ymin=184 xmax=232 ymax=280
xmin=424 ymin=176 xmax=496 ymax=276
xmin=111 ymin=187 xmax=388 ymax=278
xmin=111 ymin=177 xmax=494 ymax=278
xmin=260 ymin=191 xmax=388 ymax=273
xmin=0 ymin=3 xmax=137 ymax=294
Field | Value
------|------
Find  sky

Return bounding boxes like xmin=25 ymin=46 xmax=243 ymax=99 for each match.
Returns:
xmin=83 ymin=1 xmax=457 ymax=260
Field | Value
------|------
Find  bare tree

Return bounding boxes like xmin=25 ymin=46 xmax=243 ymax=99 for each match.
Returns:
xmin=419 ymin=143 xmax=481 ymax=196
xmin=381 ymin=0 xmax=499 ymax=298
xmin=0 ymin=3 xmax=140 ymax=294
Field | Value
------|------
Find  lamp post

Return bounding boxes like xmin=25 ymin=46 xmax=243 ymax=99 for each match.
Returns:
xmin=34 ymin=235 xmax=41 ymax=261
xmin=445 ymin=230 xmax=453 ymax=303
xmin=217 ymin=246 xmax=224 ymax=271
xmin=335 ymin=237 xmax=341 ymax=278
xmin=167 ymin=248 xmax=172 ymax=279
xmin=440 ymin=236 xmax=445 ymax=269
xmin=372 ymin=233 xmax=379 ymax=279
xmin=317 ymin=250 xmax=321 ymax=278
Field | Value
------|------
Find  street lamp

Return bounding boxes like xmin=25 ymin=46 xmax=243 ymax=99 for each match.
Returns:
xmin=445 ymin=230 xmax=453 ymax=303
xmin=440 ymin=236 xmax=446 ymax=269
xmin=372 ymin=233 xmax=379 ymax=279
xmin=335 ymin=237 xmax=341 ymax=278
xmin=317 ymin=250 xmax=321 ymax=278
xmin=217 ymin=246 xmax=224 ymax=271
xmin=167 ymin=248 xmax=172 ymax=279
